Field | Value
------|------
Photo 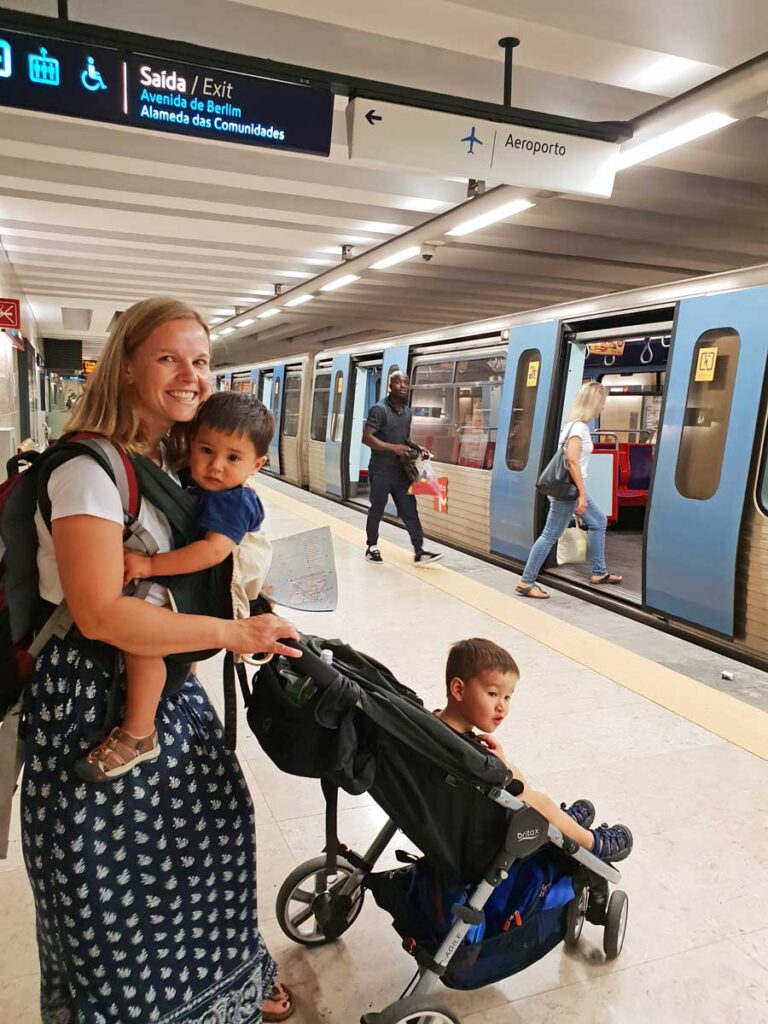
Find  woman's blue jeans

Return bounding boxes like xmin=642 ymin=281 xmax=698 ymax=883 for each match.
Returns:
xmin=520 ymin=494 xmax=608 ymax=584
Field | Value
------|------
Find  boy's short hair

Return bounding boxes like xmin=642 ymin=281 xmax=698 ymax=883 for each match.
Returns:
xmin=445 ymin=638 xmax=519 ymax=693
xmin=192 ymin=391 xmax=275 ymax=457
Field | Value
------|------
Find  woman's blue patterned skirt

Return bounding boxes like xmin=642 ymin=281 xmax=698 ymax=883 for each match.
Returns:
xmin=21 ymin=640 xmax=277 ymax=1023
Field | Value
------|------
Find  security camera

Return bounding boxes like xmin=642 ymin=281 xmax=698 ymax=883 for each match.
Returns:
xmin=420 ymin=244 xmax=438 ymax=262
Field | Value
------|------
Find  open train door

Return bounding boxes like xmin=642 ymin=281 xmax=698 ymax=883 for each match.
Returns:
xmin=490 ymin=321 xmax=560 ymax=560
xmin=325 ymin=354 xmax=352 ymax=497
xmin=645 ymin=287 xmax=768 ymax=635
xmin=266 ymin=364 xmax=285 ymax=476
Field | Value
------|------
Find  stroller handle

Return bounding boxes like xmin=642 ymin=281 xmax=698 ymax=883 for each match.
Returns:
xmin=282 ymin=638 xmax=341 ymax=690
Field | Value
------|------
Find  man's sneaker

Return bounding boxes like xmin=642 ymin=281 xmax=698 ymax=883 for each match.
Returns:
xmin=561 ymin=798 xmax=596 ymax=829
xmin=591 ymin=823 xmax=633 ymax=863
xmin=414 ymin=550 xmax=443 ymax=567
xmin=365 ymin=546 xmax=384 ymax=563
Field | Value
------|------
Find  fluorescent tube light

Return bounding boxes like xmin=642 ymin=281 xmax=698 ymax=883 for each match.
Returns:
xmin=320 ymin=274 xmax=360 ymax=292
xmin=257 ymin=308 xmax=281 ymax=319
xmin=633 ymin=54 xmax=697 ymax=88
xmin=237 ymin=319 xmax=255 ymax=327
xmin=615 ymin=111 xmax=736 ymax=170
xmin=371 ymin=246 xmax=421 ymax=270
xmin=446 ymin=198 xmax=534 ymax=237
xmin=210 ymin=332 xmax=220 ymax=340
xmin=219 ymin=327 xmax=235 ymax=336
xmin=285 ymin=294 xmax=314 ymax=307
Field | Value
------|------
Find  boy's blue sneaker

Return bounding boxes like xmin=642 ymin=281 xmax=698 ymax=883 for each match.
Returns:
xmin=591 ymin=824 xmax=634 ymax=863
xmin=561 ymin=799 xmax=595 ymax=829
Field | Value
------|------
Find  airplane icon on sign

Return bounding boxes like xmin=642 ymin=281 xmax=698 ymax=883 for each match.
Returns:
xmin=461 ymin=126 xmax=483 ymax=155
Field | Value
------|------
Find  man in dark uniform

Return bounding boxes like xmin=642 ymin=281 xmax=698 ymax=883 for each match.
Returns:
xmin=362 ymin=370 xmax=442 ymax=566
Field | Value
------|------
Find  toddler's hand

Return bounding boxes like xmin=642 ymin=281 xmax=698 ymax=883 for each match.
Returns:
xmin=123 ymin=549 xmax=153 ymax=586
xmin=476 ymin=733 xmax=509 ymax=766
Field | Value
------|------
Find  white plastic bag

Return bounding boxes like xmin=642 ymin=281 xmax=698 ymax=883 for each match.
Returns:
xmin=556 ymin=520 xmax=587 ymax=565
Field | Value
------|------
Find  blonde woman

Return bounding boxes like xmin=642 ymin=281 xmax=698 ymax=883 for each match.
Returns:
xmin=516 ymin=381 xmax=623 ymax=599
xmin=23 ymin=299 xmax=299 ymax=1022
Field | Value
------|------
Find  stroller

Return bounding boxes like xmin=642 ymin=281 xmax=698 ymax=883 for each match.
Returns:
xmin=241 ymin=634 xmax=629 ymax=1024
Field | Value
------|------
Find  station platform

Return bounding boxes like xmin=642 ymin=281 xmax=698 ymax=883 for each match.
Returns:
xmin=2 ymin=476 xmax=767 ymax=1023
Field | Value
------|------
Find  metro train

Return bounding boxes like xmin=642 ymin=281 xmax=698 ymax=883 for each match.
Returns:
xmin=215 ymin=264 xmax=768 ymax=668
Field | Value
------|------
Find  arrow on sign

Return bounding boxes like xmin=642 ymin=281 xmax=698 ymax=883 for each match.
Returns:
xmin=365 ymin=109 xmax=383 ymax=126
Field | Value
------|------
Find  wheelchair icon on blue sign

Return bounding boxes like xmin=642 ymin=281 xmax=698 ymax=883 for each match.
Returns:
xmin=81 ymin=56 xmax=107 ymax=92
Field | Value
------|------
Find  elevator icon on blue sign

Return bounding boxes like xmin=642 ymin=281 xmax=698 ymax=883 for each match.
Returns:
xmin=0 ymin=39 xmax=12 ymax=79
xmin=29 ymin=46 xmax=60 ymax=85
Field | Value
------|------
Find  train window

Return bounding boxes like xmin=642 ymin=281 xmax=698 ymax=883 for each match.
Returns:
xmin=330 ymin=371 xmax=345 ymax=443
xmin=310 ymin=370 xmax=331 ymax=441
xmin=412 ymin=361 xmax=455 ymax=385
xmin=282 ymin=370 xmax=302 ymax=437
xmin=410 ymin=354 xmax=505 ymax=468
xmin=230 ymin=371 xmax=252 ymax=394
xmin=675 ymin=329 xmax=740 ymax=501
xmin=505 ymin=349 xmax=541 ymax=472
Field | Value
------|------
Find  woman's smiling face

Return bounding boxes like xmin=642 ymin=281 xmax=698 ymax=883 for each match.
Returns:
xmin=125 ymin=318 xmax=211 ymax=439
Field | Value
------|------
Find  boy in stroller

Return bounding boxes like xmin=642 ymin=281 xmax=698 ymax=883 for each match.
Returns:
xmin=250 ymin=631 xmax=632 ymax=1023
xmin=437 ymin=638 xmax=633 ymax=863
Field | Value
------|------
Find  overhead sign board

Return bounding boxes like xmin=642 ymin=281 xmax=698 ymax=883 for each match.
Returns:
xmin=0 ymin=29 xmax=333 ymax=156
xmin=347 ymin=99 xmax=619 ymax=197
xmin=0 ymin=298 xmax=21 ymax=330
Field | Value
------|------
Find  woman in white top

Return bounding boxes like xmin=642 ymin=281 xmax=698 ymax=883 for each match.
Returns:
xmin=516 ymin=381 xmax=623 ymax=599
xmin=23 ymin=299 xmax=300 ymax=1023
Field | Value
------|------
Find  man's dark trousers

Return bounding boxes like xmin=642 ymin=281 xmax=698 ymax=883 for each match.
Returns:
xmin=366 ymin=462 xmax=423 ymax=552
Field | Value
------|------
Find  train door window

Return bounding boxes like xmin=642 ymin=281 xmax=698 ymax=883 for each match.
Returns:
xmin=260 ymin=372 xmax=273 ymax=410
xmin=330 ymin=371 xmax=345 ymax=443
xmin=505 ymin=349 xmax=541 ymax=471
xmin=310 ymin=370 xmax=331 ymax=441
xmin=410 ymin=354 xmax=505 ymax=467
xmin=675 ymin=329 xmax=740 ymax=501
xmin=282 ymin=369 xmax=302 ymax=437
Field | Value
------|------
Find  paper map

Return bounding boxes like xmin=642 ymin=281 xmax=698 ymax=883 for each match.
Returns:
xmin=262 ymin=526 xmax=338 ymax=612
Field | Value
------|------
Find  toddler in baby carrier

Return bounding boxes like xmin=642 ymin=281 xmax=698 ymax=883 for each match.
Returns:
xmin=240 ymin=634 xmax=630 ymax=1024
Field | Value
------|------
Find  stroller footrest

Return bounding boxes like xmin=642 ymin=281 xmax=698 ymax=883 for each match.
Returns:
xmin=451 ymin=903 xmax=483 ymax=926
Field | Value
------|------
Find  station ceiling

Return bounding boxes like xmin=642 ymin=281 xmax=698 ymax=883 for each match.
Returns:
xmin=1 ymin=0 xmax=767 ymax=359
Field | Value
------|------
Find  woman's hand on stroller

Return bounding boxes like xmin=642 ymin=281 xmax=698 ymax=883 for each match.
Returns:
xmin=226 ymin=613 xmax=302 ymax=659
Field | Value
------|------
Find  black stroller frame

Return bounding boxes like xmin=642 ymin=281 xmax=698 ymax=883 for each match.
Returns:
xmin=247 ymin=639 xmax=628 ymax=1024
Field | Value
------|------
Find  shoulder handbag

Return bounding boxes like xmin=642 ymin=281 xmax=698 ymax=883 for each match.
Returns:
xmin=536 ymin=422 xmax=579 ymax=501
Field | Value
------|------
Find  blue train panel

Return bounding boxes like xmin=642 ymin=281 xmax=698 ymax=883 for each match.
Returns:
xmin=490 ymin=321 xmax=560 ymax=561
xmin=267 ymin=364 xmax=285 ymax=475
xmin=645 ymin=286 xmax=768 ymax=635
xmin=325 ymin=354 xmax=352 ymax=497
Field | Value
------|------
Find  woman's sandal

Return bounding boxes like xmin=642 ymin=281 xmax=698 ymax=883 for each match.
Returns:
xmin=263 ymin=981 xmax=295 ymax=1022
xmin=591 ymin=572 xmax=623 ymax=586
xmin=516 ymin=583 xmax=550 ymax=600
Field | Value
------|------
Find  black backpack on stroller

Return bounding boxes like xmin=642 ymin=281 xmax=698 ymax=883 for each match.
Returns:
xmin=241 ymin=634 xmax=630 ymax=1024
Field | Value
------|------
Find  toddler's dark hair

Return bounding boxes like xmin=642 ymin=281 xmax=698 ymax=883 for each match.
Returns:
xmin=445 ymin=638 xmax=519 ymax=694
xmin=191 ymin=391 xmax=275 ymax=457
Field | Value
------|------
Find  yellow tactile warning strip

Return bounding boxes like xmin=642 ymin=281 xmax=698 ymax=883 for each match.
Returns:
xmin=261 ymin=482 xmax=768 ymax=762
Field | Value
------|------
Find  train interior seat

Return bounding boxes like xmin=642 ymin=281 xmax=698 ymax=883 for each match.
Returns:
xmin=616 ymin=443 xmax=653 ymax=508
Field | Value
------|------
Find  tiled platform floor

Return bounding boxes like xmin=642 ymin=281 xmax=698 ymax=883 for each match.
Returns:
xmin=1 ymin=487 xmax=767 ymax=1023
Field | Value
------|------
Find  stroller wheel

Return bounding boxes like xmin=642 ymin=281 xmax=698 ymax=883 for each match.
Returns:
xmin=603 ymin=889 xmax=629 ymax=959
xmin=276 ymin=855 xmax=364 ymax=946
xmin=564 ymin=885 xmax=589 ymax=946
xmin=367 ymin=994 xmax=462 ymax=1024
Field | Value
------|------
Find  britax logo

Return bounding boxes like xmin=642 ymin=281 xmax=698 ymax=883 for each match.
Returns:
xmin=517 ymin=828 xmax=539 ymax=842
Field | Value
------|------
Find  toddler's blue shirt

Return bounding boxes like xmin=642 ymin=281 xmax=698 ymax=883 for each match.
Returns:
xmin=193 ymin=484 xmax=265 ymax=544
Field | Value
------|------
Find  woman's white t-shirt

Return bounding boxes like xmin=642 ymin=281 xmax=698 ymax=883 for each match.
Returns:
xmin=35 ymin=455 xmax=175 ymax=606
xmin=560 ymin=420 xmax=593 ymax=480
